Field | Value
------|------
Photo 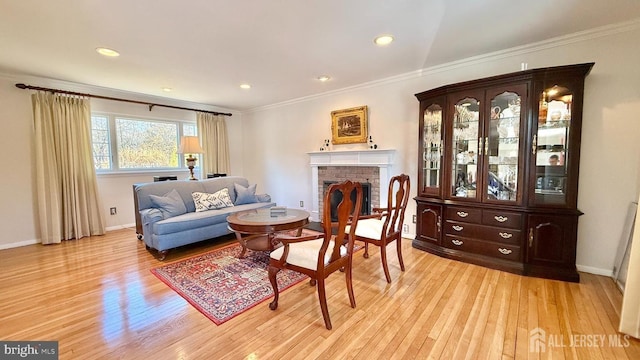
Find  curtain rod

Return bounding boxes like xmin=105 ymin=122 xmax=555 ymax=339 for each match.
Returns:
xmin=15 ymin=83 xmax=232 ymax=117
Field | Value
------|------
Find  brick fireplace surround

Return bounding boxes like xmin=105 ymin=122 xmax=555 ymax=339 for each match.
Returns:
xmin=308 ymin=149 xmax=395 ymax=222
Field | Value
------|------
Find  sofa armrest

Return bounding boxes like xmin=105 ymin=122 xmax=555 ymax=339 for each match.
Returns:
xmin=256 ymin=193 xmax=271 ymax=202
xmin=140 ymin=208 xmax=163 ymax=243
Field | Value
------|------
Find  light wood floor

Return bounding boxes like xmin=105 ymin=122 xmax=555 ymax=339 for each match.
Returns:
xmin=1 ymin=228 xmax=638 ymax=359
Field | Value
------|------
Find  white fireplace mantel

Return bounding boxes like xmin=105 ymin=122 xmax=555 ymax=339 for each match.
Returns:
xmin=308 ymin=149 xmax=395 ymax=221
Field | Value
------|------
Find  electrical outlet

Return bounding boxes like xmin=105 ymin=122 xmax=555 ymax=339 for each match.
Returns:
xmin=299 ymin=201 xmax=304 ymax=207
xmin=412 ymin=215 xmax=417 ymax=223
xmin=110 ymin=207 xmax=117 ymax=215
xmin=402 ymin=224 xmax=409 ymax=233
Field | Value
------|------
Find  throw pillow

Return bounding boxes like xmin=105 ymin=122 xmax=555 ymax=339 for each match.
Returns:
xmin=192 ymin=188 xmax=234 ymax=212
xmin=256 ymin=193 xmax=271 ymax=202
xmin=149 ymin=189 xmax=187 ymax=218
xmin=234 ymin=183 xmax=257 ymax=205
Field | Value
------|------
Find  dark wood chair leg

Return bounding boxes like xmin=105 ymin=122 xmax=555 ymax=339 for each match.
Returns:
xmin=396 ymin=237 xmax=405 ymax=272
xmin=317 ymin=278 xmax=332 ymax=330
xmin=380 ymin=243 xmax=391 ymax=283
xmin=268 ymin=266 xmax=281 ymax=310
xmin=363 ymin=242 xmax=370 ymax=258
xmin=346 ymin=263 xmax=356 ymax=308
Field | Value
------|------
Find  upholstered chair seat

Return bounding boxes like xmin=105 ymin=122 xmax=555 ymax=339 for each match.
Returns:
xmin=347 ymin=218 xmax=384 ymax=239
xmin=270 ymin=238 xmax=346 ymax=271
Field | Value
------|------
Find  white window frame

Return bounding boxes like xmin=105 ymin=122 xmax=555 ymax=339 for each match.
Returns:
xmin=91 ymin=112 xmax=198 ymax=175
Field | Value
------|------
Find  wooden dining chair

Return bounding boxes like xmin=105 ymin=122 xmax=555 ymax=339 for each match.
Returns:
xmin=350 ymin=174 xmax=410 ymax=283
xmin=268 ymin=180 xmax=363 ymax=330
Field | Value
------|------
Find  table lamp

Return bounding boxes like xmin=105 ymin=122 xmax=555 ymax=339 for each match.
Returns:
xmin=178 ymin=136 xmax=204 ymax=180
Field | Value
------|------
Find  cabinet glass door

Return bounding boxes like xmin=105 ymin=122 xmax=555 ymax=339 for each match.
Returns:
xmin=484 ymin=90 xmax=522 ymax=202
xmin=451 ymin=97 xmax=480 ymax=199
xmin=423 ymin=104 xmax=443 ymax=193
xmin=533 ymin=85 xmax=572 ymax=205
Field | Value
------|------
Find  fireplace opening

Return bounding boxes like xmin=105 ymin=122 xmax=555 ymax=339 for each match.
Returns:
xmin=323 ymin=181 xmax=371 ymax=221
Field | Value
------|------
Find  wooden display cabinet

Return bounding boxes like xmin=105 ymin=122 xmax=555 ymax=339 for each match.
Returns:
xmin=413 ymin=63 xmax=593 ymax=282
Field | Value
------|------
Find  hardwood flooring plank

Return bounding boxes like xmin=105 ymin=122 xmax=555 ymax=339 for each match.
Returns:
xmin=1 ymin=230 xmax=639 ymax=359
xmin=437 ymin=263 xmax=488 ymax=360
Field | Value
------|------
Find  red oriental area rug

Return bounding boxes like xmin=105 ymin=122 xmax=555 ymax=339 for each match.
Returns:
xmin=151 ymin=232 xmax=319 ymax=325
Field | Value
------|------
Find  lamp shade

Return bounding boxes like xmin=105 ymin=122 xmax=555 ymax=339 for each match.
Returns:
xmin=178 ymin=136 xmax=204 ymax=154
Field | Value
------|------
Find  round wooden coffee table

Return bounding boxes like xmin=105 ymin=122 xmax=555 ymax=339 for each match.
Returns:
xmin=227 ymin=208 xmax=310 ymax=258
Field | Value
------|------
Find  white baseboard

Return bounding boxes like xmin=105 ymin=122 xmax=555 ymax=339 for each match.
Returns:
xmin=0 ymin=239 xmax=39 ymax=250
xmin=577 ymin=264 xmax=613 ymax=277
xmin=402 ymin=233 xmax=416 ymax=240
xmin=105 ymin=223 xmax=136 ymax=232
xmin=0 ymin=224 xmax=137 ymax=251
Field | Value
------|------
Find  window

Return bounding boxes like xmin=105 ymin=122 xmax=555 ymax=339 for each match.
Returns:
xmin=91 ymin=115 xmax=111 ymax=170
xmin=91 ymin=114 xmax=196 ymax=172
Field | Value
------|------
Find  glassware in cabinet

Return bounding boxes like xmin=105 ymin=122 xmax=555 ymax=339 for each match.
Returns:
xmin=450 ymin=97 xmax=480 ymax=200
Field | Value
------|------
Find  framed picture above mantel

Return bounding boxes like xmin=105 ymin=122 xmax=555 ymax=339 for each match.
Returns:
xmin=331 ymin=105 xmax=368 ymax=144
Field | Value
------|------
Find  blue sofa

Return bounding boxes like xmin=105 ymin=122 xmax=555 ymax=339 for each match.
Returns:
xmin=135 ymin=176 xmax=275 ymax=259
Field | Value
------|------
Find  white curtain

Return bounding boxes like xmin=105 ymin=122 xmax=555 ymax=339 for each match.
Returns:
xmin=620 ymin=194 xmax=640 ymax=338
xmin=32 ymin=92 xmax=105 ymax=244
xmin=196 ymin=112 xmax=230 ymax=177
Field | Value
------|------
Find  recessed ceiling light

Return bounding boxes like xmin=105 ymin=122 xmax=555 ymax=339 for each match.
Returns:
xmin=240 ymin=84 xmax=251 ymax=89
xmin=317 ymin=75 xmax=331 ymax=82
xmin=374 ymin=35 xmax=394 ymax=46
xmin=162 ymin=87 xmax=172 ymax=92
xmin=96 ymin=47 xmax=120 ymax=57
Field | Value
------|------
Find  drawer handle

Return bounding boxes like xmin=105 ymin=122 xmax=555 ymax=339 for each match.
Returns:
xmin=494 ymin=215 xmax=508 ymax=223
xmin=452 ymin=225 xmax=464 ymax=231
xmin=499 ymin=232 xmax=513 ymax=239
xmin=451 ymin=239 xmax=463 ymax=246
xmin=498 ymin=248 xmax=513 ymax=255
xmin=456 ymin=211 xmax=468 ymax=218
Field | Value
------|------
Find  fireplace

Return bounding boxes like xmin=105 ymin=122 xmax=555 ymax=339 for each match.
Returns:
xmin=308 ymin=149 xmax=395 ymax=222
xmin=323 ymin=181 xmax=371 ymax=221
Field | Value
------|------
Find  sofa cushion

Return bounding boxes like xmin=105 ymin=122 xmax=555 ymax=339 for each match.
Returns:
xmin=201 ymin=176 xmax=249 ymax=204
xmin=153 ymin=202 xmax=274 ymax=235
xmin=234 ymin=183 xmax=257 ymax=205
xmin=149 ymin=189 xmax=187 ymax=218
xmin=193 ymin=188 xmax=234 ymax=212
xmin=256 ymin=193 xmax=271 ymax=202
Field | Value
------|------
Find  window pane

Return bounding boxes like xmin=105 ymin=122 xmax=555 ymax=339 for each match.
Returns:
xmin=183 ymin=123 xmax=197 ymax=136
xmin=115 ymin=118 xmax=178 ymax=169
xmin=182 ymin=123 xmax=198 ymax=168
xmin=91 ymin=115 xmax=111 ymax=170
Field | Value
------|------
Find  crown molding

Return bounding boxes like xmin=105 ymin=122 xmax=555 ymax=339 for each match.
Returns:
xmin=244 ymin=18 xmax=640 ymax=114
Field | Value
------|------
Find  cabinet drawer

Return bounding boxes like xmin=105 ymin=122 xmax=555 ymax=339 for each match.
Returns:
xmin=482 ymin=210 xmax=522 ymax=229
xmin=446 ymin=207 xmax=482 ymax=223
xmin=444 ymin=235 xmax=521 ymax=261
xmin=445 ymin=222 xmax=521 ymax=245
xmin=483 ymin=227 xmax=521 ymax=245
xmin=444 ymin=221 xmax=481 ymax=238
xmin=444 ymin=221 xmax=522 ymax=245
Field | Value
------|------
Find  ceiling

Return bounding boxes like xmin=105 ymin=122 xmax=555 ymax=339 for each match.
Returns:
xmin=2 ymin=0 xmax=640 ymax=111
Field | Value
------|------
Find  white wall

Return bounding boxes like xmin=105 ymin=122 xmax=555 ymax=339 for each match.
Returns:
xmin=241 ymin=25 xmax=640 ymax=275
xmin=2 ymin=24 xmax=639 ymax=275
xmin=0 ymin=76 xmax=37 ymax=248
